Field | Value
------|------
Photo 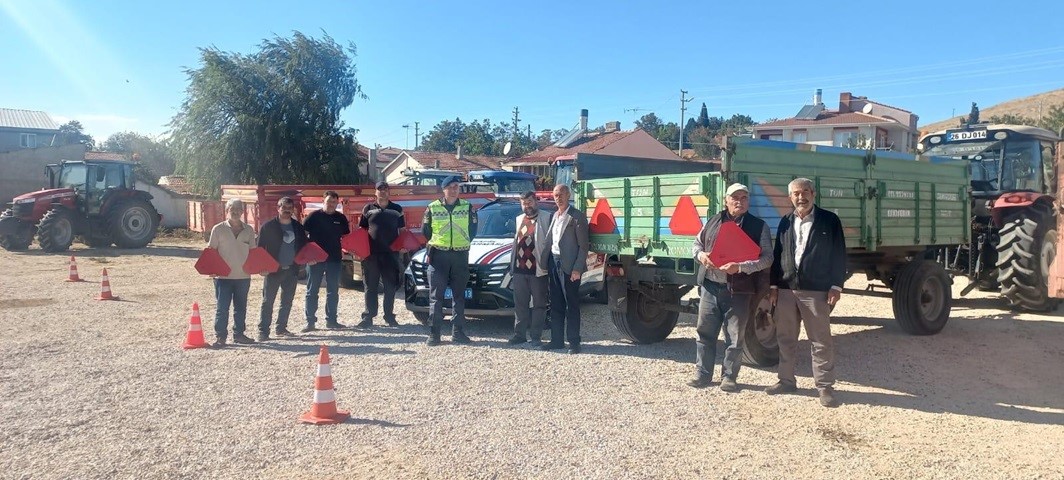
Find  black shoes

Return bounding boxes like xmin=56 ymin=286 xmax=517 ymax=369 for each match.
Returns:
xmin=819 ymin=387 xmax=839 ymax=407
xmin=300 ymin=324 xmax=317 ymax=333
xmin=687 ymin=376 xmax=713 ymax=389
xmin=765 ymin=382 xmax=798 ymax=395
xmin=567 ymin=344 xmax=581 ymax=354
xmin=212 ymin=338 xmax=227 ymax=348
xmin=355 ymin=319 xmax=373 ymax=329
xmin=232 ymin=333 xmax=256 ymax=344
xmin=325 ymin=321 xmax=347 ymax=330
xmin=274 ymin=329 xmax=295 ymax=337
xmin=383 ymin=317 xmax=400 ymax=327
xmin=256 ymin=332 xmax=270 ymax=342
xmin=719 ymin=377 xmax=740 ymax=393
xmin=452 ymin=331 xmax=473 ymax=344
xmin=540 ymin=342 xmax=564 ymax=351
xmin=426 ymin=335 xmax=441 ymax=346
xmin=507 ymin=335 xmax=527 ymax=346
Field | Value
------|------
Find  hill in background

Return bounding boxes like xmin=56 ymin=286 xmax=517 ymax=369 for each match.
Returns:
xmin=920 ymin=87 xmax=1064 ymax=133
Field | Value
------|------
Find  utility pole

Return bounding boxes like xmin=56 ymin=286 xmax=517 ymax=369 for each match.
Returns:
xmin=414 ymin=122 xmax=420 ymax=150
xmin=679 ymin=90 xmax=693 ymax=155
xmin=527 ymin=124 xmax=531 ymax=140
xmin=402 ymin=124 xmax=411 ymax=149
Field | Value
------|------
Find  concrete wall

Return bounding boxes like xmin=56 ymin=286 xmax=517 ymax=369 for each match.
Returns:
xmin=0 ymin=128 xmax=62 ymax=153
xmin=0 ymin=144 xmax=86 ymax=205
xmin=135 ymin=183 xmax=188 ymax=228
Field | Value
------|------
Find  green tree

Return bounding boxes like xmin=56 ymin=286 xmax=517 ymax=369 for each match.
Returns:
xmin=536 ymin=128 xmax=567 ymax=148
xmin=687 ymin=126 xmax=720 ymax=158
xmin=634 ymin=112 xmax=664 ymax=135
xmin=988 ymin=113 xmax=1038 ymax=125
xmin=722 ymin=114 xmax=755 ymax=133
xmin=1039 ymin=104 xmax=1064 ymax=134
xmin=169 ymin=32 xmax=366 ymax=195
xmin=696 ymin=103 xmax=710 ymax=128
xmin=102 ymin=131 xmax=177 ymax=183
xmin=419 ymin=118 xmax=466 ymax=153
xmin=57 ymin=120 xmax=94 ymax=148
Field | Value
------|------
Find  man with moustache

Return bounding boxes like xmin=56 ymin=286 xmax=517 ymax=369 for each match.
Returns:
xmin=256 ymin=196 xmax=309 ymax=341
xmin=422 ymin=176 xmax=478 ymax=346
xmin=355 ymin=181 xmax=406 ymax=328
xmin=303 ymin=190 xmax=350 ymax=332
xmin=767 ymin=177 xmax=847 ymax=408
xmin=688 ymin=183 xmax=773 ymax=392
xmin=507 ymin=191 xmax=550 ymax=347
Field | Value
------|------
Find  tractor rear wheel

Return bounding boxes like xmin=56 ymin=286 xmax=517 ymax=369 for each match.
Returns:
xmin=996 ymin=203 xmax=1060 ymax=311
xmin=109 ymin=199 xmax=159 ymax=248
xmin=37 ymin=208 xmax=75 ymax=253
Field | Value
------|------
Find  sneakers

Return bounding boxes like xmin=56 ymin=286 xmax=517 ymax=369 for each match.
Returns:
xmin=765 ymin=381 xmax=798 ymax=395
xmin=232 ymin=333 xmax=256 ymax=344
xmin=256 ymin=332 xmax=270 ymax=342
xmin=567 ymin=344 xmax=581 ymax=354
xmin=507 ymin=335 xmax=527 ymax=346
xmin=425 ymin=335 xmax=441 ymax=346
xmin=819 ymin=387 xmax=839 ymax=407
xmin=355 ymin=319 xmax=373 ymax=329
xmin=719 ymin=377 xmax=740 ymax=393
xmin=325 ymin=321 xmax=347 ymax=330
xmin=300 ymin=324 xmax=317 ymax=333
xmin=686 ymin=376 xmax=713 ymax=389
xmin=212 ymin=338 xmax=227 ymax=348
xmin=274 ymin=329 xmax=295 ymax=337
xmin=540 ymin=342 xmax=564 ymax=351
xmin=383 ymin=318 xmax=400 ymax=327
xmin=452 ymin=331 xmax=473 ymax=345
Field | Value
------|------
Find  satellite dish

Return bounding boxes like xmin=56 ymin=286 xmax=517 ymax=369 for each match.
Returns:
xmin=503 ymin=141 xmax=512 ymax=156
xmin=861 ymin=104 xmax=874 ymax=114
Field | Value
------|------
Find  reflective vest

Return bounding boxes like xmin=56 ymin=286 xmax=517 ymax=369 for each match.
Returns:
xmin=426 ymin=199 xmax=472 ymax=250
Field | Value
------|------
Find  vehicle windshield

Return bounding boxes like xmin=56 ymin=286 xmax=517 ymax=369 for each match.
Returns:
xmin=924 ymin=139 xmax=1042 ymax=193
xmin=56 ymin=163 xmax=88 ymax=190
xmin=493 ymin=178 xmax=536 ymax=193
xmin=475 ymin=202 xmax=556 ymax=238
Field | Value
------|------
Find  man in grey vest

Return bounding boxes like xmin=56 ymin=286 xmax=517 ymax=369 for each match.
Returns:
xmin=688 ymin=183 xmax=773 ymax=392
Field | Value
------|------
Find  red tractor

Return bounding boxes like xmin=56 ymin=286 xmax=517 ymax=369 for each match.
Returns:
xmin=0 ymin=159 xmax=160 ymax=252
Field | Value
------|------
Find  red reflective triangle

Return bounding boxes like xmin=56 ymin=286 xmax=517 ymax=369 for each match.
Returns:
xmin=589 ymin=198 xmax=617 ymax=234
xmin=669 ymin=195 xmax=703 ymax=235
xmin=341 ymin=228 xmax=371 ymax=258
xmin=390 ymin=229 xmax=422 ymax=252
xmin=243 ymin=247 xmax=280 ymax=274
xmin=295 ymin=242 xmax=329 ymax=264
xmin=195 ymin=248 xmax=231 ymax=276
xmin=709 ymin=221 xmax=761 ymax=265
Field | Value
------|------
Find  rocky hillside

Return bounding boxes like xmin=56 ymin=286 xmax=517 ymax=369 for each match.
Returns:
xmin=920 ymin=87 xmax=1064 ymax=132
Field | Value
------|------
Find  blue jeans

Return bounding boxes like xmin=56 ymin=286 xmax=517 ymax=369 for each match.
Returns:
xmin=305 ymin=260 xmax=341 ymax=325
xmin=214 ymin=278 xmax=251 ymax=339
xmin=259 ymin=265 xmax=299 ymax=333
xmin=694 ymin=280 xmax=751 ymax=380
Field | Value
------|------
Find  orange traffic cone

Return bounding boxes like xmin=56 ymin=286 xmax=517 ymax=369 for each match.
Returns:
xmin=95 ymin=268 xmax=118 ymax=301
xmin=182 ymin=302 xmax=210 ymax=350
xmin=300 ymin=345 xmax=350 ymax=425
xmin=65 ymin=256 xmax=85 ymax=282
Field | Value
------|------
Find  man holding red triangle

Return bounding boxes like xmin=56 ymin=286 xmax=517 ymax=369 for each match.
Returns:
xmin=256 ymin=196 xmax=309 ymax=341
xmin=688 ymin=183 xmax=773 ymax=392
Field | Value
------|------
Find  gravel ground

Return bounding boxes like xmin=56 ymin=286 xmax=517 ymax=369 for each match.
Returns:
xmin=1 ymin=240 xmax=1063 ymax=479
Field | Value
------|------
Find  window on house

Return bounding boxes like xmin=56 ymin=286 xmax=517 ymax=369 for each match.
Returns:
xmin=767 ymin=134 xmax=783 ymax=141
xmin=833 ymin=129 xmax=858 ymax=147
xmin=20 ymin=133 xmax=37 ymax=148
xmin=791 ymin=131 xmax=808 ymax=143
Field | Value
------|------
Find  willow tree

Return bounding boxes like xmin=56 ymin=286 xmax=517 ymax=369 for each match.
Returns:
xmin=169 ymin=32 xmax=366 ymax=195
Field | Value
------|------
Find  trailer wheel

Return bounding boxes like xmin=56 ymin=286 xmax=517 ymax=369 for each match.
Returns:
xmin=740 ymin=291 xmax=779 ymax=367
xmin=892 ymin=260 xmax=951 ymax=335
xmin=996 ymin=203 xmax=1060 ymax=311
xmin=413 ymin=311 xmax=431 ymax=325
xmin=37 ymin=208 xmax=75 ymax=253
xmin=611 ymin=286 xmax=679 ymax=344
xmin=340 ymin=261 xmax=359 ymax=289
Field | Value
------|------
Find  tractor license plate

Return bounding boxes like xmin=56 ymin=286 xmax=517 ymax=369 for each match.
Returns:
xmin=444 ymin=287 xmax=473 ymax=300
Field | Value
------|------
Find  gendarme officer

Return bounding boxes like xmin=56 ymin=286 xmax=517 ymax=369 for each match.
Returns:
xmin=422 ymin=175 xmax=478 ymax=346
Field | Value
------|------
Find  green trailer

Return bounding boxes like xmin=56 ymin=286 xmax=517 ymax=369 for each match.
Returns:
xmin=577 ymin=137 xmax=970 ymax=366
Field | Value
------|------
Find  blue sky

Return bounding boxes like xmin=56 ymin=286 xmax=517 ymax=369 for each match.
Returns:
xmin=2 ymin=0 xmax=1063 ymax=149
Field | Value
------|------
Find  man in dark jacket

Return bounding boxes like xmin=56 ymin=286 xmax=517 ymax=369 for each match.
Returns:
xmin=688 ymin=183 xmax=773 ymax=392
xmin=303 ymin=190 xmax=350 ymax=332
xmin=355 ymin=181 xmax=406 ymax=328
xmin=542 ymin=184 xmax=589 ymax=354
xmin=767 ymin=177 xmax=847 ymax=407
xmin=256 ymin=196 xmax=309 ymax=341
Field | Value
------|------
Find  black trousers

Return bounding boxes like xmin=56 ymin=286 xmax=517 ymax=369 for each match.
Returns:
xmin=548 ymin=256 xmax=581 ymax=346
xmin=361 ymin=252 xmax=402 ymax=322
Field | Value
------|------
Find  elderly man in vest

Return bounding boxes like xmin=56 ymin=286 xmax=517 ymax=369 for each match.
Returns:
xmin=688 ymin=183 xmax=773 ymax=392
xmin=422 ymin=176 xmax=478 ymax=346
xmin=508 ymin=191 xmax=551 ymax=347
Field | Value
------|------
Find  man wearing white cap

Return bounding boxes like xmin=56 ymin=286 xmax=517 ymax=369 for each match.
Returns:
xmin=688 ymin=183 xmax=773 ymax=392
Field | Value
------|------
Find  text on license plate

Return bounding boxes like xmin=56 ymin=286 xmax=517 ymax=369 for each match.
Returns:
xmin=444 ymin=288 xmax=473 ymax=300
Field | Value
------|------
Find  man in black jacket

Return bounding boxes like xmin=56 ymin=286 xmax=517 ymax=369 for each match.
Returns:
xmin=355 ymin=181 xmax=405 ymax=328
xmin=256 ymin=196 xmax=308 ymax=341
xmin=767 ymin=177 xmax=847 ymax=407
xmin=303 ymin=190 xmax=351 ymax=331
